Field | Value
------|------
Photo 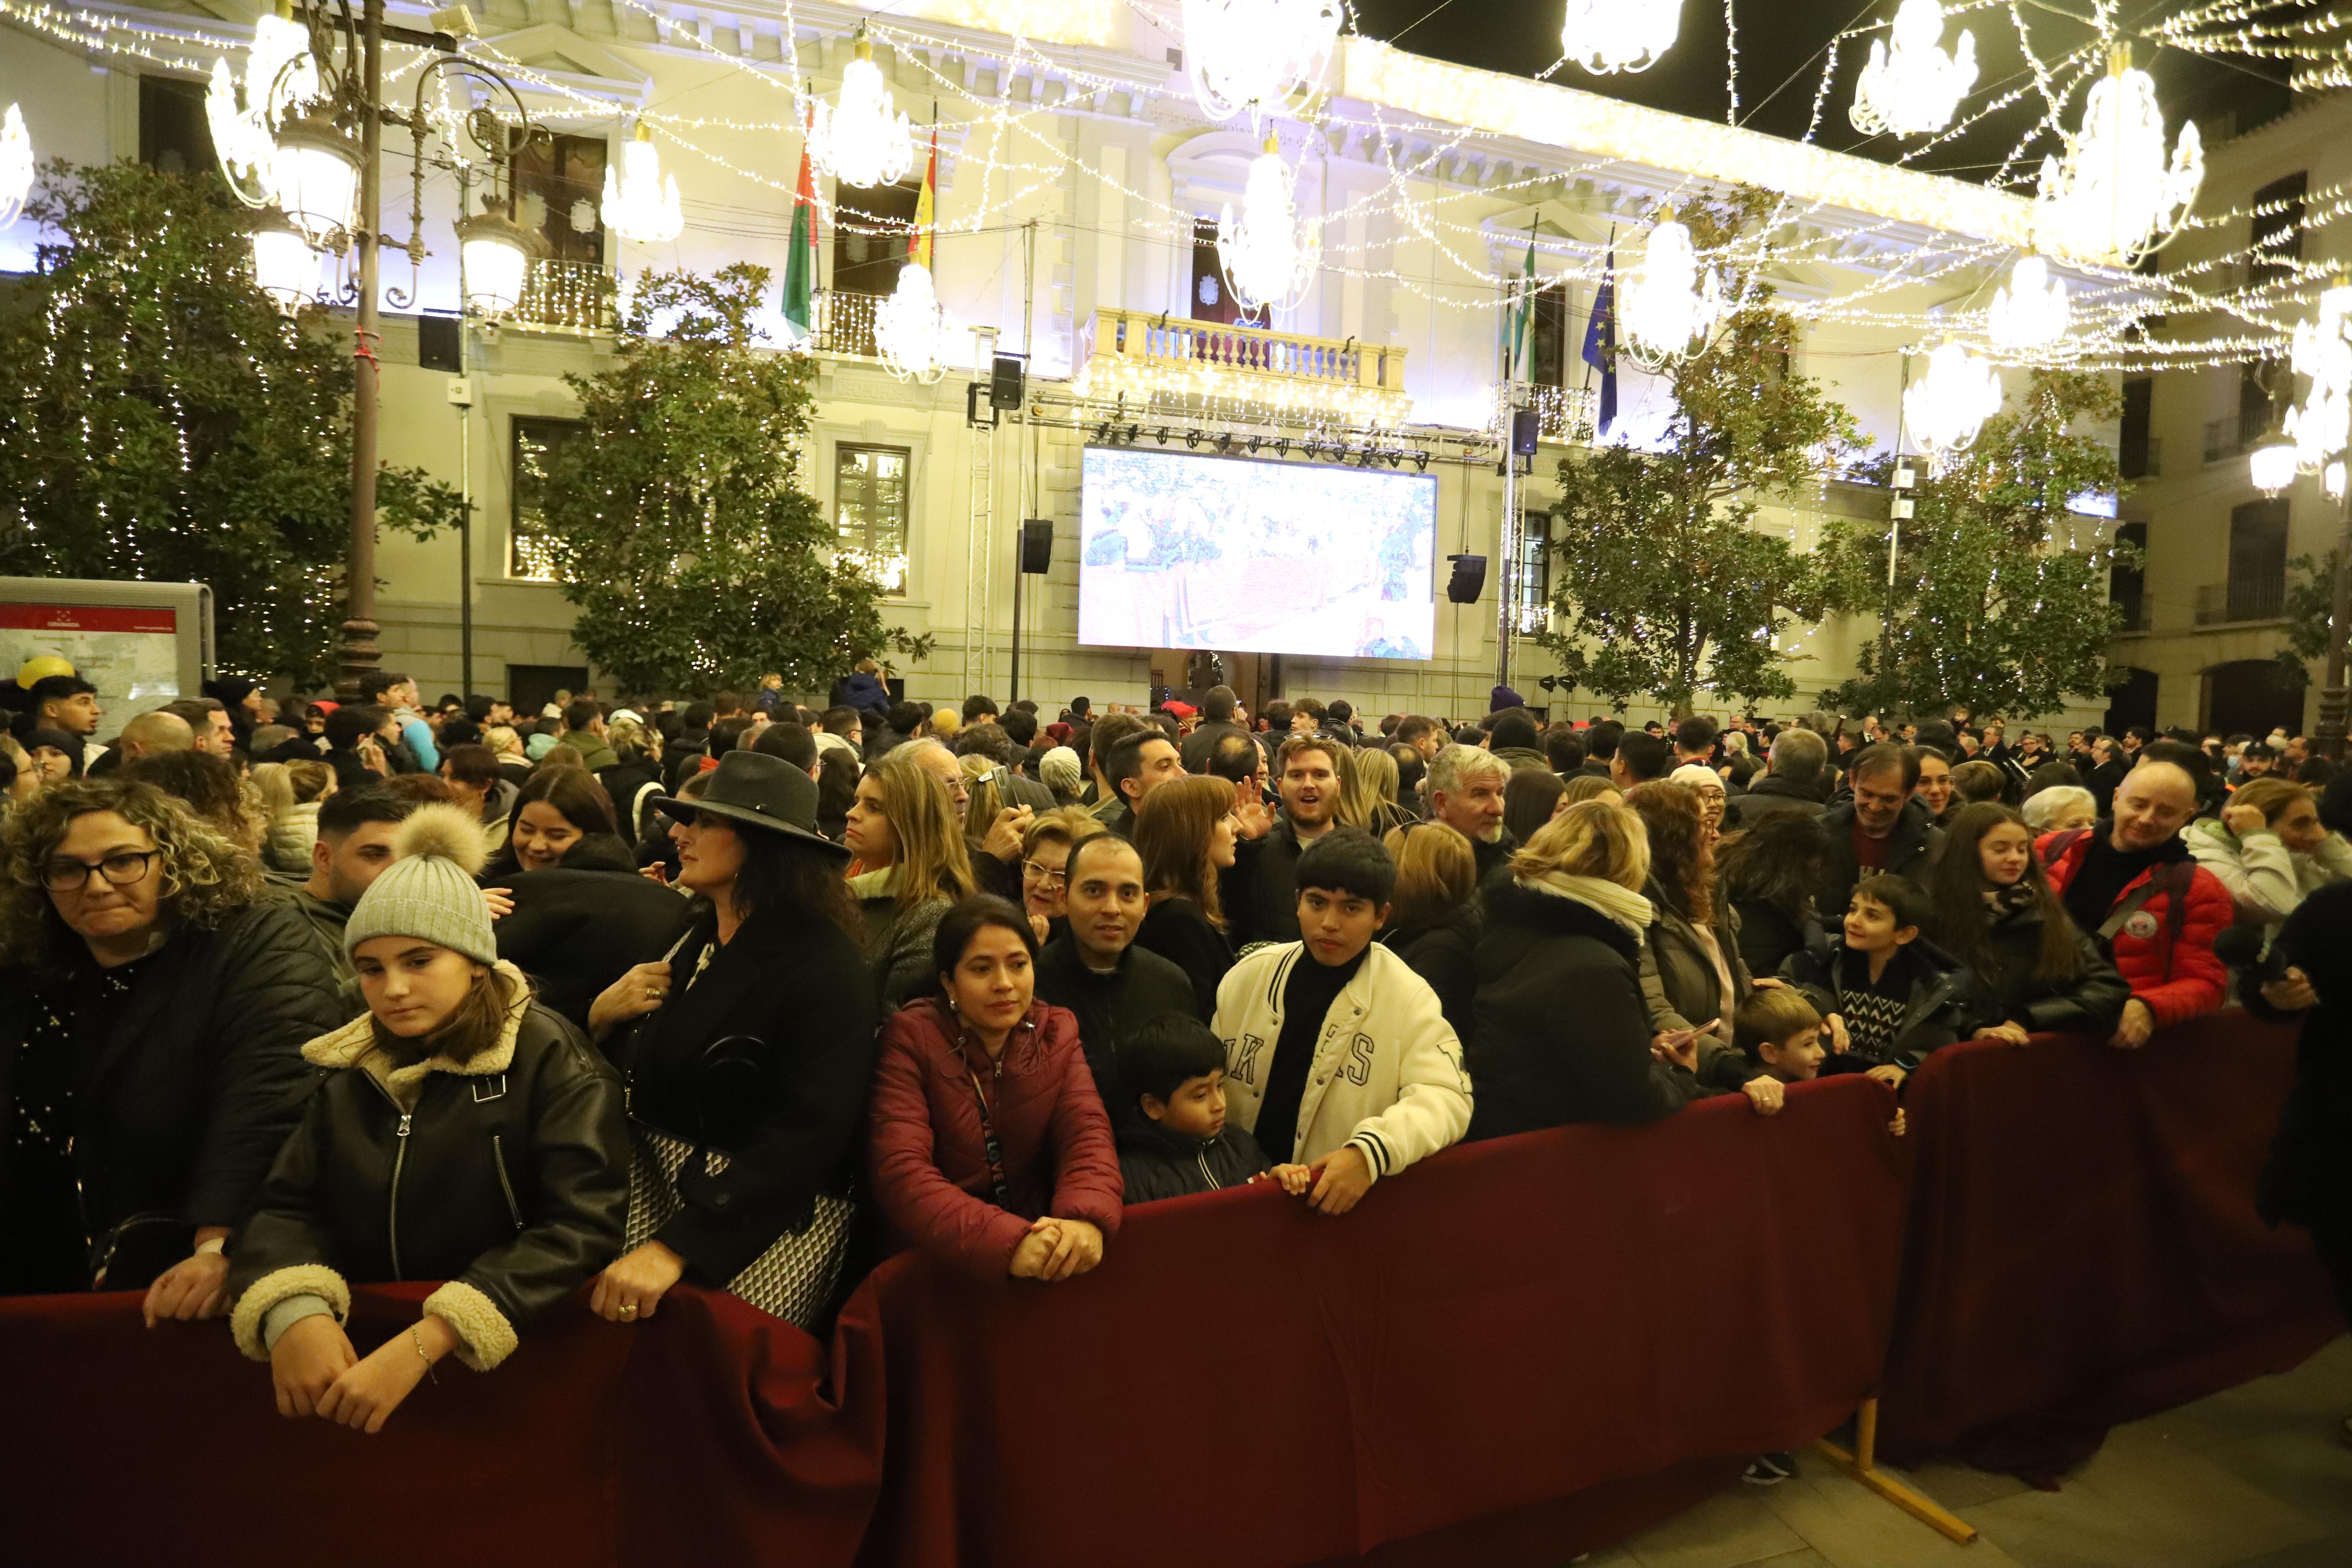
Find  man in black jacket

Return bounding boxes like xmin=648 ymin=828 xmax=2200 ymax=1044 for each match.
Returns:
xmin=1817 ymin=744 xmax=1938 ymax=923
xmin=1227 ymin=735 xmax=1342 ymax=947
xmin=1179 ymin=685 xmax=1253 ymax=774
xmin=1729 ymin=728 xmax=1831 ymax=829
xmin=1035 ymin=836 xmax=1200 ymax=1133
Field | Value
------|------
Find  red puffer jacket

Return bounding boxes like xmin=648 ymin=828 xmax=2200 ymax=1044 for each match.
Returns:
xmin=866 ymin=997 xmax=1123 ymax=1279
xmin=2037 ymin=830 xmax=2232 ymax=1027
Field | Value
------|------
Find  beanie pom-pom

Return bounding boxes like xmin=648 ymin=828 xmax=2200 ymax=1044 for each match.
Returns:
xmin=390 ymin=802 xmax=490 ymax=878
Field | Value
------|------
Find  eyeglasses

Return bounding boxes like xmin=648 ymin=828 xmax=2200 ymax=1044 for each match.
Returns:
xmin=42 ymin=849 xmax=160 ymax=892
xmin=1021 ymin=860 xmax=1067 ymax=887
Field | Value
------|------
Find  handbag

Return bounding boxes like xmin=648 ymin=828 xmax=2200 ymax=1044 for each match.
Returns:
xmin=622 ymin=1121 xmax=853 ymax=1331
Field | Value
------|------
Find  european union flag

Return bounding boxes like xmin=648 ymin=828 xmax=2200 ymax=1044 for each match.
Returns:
xmin=1582 ymin=243 xmax=1618 ymax=439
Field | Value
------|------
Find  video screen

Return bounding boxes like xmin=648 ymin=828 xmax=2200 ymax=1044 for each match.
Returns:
xmin=1076 ymin=447 xmax=1438 ymax=659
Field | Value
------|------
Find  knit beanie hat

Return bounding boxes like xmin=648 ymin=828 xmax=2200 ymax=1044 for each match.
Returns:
xmin=1668 ymin=763 xmax=1723 ymax=791
xmin=1039 ymin=745 xmax=1082 ymax=797
xmin=343 ymin=803 xmax=496 ymax=963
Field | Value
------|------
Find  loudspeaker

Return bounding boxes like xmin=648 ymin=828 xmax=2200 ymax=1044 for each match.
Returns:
xmin=1444 ymin=554 xmax=1487 ymax=604
xmin=990 ymin=354 xmax=1027 ymax=411
xmin=1020 ymin=519 xmax=1053 ymax=574
xmin=1509 ymin=409 xmax=1541 ymax=457
xmin=417 ymin=313 xmax=464 ymax=373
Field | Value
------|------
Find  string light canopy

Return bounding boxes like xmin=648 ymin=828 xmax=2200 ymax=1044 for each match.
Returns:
xmin=874 ymin=261 xmax=957 ymax=382
xmin=2031 ymin=44 xmax=2203 ymax=267
xmin=1905 ymin=338 xmax=2005 ymax=461
xmin=1620 ymin=209 xmax=1722 ymax=367
xmin=602 ymin=124 xmax=684 ymax=244
xmin=1218 ymin=135 xmax=1321 ymax=317
xmin=1849 ymin=0 xmax=1978 ymax=138
xmin=812 ymin=25 xmax=912 ymax=189
xmin=1986 ymin=252 xmax=2071 ymax=350
xmin=1560 ymin=0 xmax=1680 ymax=75
xmin=2260 ymin=277 xmax=2352 ymax=494
xmin=0 ymin=102 xmax=31 ymax=227
xmin=1181 ymin=0 xmax=1341 ymax=121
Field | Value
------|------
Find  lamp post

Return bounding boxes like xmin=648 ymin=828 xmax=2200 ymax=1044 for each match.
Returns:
xmin=210 ymin=0 xmax=546 ymax=695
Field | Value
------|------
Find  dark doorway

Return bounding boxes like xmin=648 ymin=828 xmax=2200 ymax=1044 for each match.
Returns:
xmin=2201 ymin=659 xmax=2303 ymax=738
xmin=509 ymin=664 xmax=589 ymax=718
xmin=2103 ymin=667 xmax=2158 ymax=736
xmin=139 ymin=76 xmax=217 ymax=176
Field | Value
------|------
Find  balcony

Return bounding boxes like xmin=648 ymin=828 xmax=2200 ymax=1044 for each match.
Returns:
xmin=1072 ymin=308 xmax=1412 ymax=425
xmin=2121 ymin=436 xmax=2162 ymax=482
xmin=1495 ymin=384 xmax=1598 ymax=445
xmin=2204 ymin=416 xmax=2250 ymax=467
xmin=2194 ymin=578 xmax=2286 ymax=626
xmin=506 ymin=265 xmax=882 ymax=359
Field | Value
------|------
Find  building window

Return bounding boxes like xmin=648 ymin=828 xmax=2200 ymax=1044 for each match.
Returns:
xmin=833 ymin=180 xmax=920 ymax=298
xmin=2248 ymin=171 xmax=2307 ymax=293
xmin=508 ymin=131 xmax=608 ymax=265
xmin=2119 ymin=377 xmax=2154 ymax=480
xmin=2111 ymin=521 xmax=2147 ymax=632
xmin=836 ymin=444 xmax=911 ymax=594
xmin=509 ymin=417 xmax=584 ymax=581
xmin=1526 ymin=283 xmax=1571 ymax=388
xmin=139 ymin=75 xmax=216 ymax=176
xmin=1512 ymin=512 xmax=1550 ymax=635
xmin=2227 ymin=498 xmax=2288 ymax=623
xmin=1189 ymin=217 xmax=1244 ymax=326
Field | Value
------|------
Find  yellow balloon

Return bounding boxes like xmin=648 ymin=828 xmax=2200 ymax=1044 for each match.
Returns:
xmin=15 ymin=655 xmax=78 ymax=690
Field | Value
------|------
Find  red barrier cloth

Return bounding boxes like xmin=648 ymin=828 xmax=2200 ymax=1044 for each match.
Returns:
xmin=0 ymin=1078 xmax=1903 ymax=1568
xmin=1877 ymin=1012 xmax=2345 ymax=1485
xmin=850 ymin=1079 xmax=1906 ymax=1568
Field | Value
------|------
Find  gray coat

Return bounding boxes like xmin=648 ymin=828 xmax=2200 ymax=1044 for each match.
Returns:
xmin=1637 ymin=881 xmax=1755 ymax=1091
xmin=850 ymin=867 xmax=952 ymax=1014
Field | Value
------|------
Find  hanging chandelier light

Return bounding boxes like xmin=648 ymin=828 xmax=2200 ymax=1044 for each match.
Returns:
xmin=1905 ymin=339 xmax=2004 ymax=459
xmin=812 ymin=26 xmax=912 ymax=190
xmin=1849 ymin=0 xmax=1978 ymax=138
xmin=1985 ymin=253 xmax=2071 ymax=350
xmin=1620 ymin=209 xmax=1722 ymax=367
xmin=1217 ymin=135 xmax=1320 ymax=317
xmin=458 ymin=207 xmax=543 ymax=318
xmin=873 ymin=261 xmax=957 ymax=383
xmin=248 ymin=207 xmax=322 ymax=311
xmin=601 ymin=125 xmax=684 ymax=244
xmin=2286 ymin=279 xmax=2352 ymax=471
xmin=1182 ymin=0 xmax=1341 ymax=122
xmin=1560 ymin=0 xmax=1680 ymax=75
xmin=2030 ymin=45 xmax=2203 ymax=267
xmin=0 ymin=103 xmax=31 ymax=229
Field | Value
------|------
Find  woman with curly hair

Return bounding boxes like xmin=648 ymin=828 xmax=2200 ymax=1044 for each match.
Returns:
xmin=1625 ymin=780 xmax=1753 ymax=1089
xmin=0 ymin=778 xmax=344 ymax=1307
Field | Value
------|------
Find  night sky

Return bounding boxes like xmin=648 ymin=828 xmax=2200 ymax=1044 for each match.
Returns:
xmin=1344 ymin=0 xmax=2292 ymax=186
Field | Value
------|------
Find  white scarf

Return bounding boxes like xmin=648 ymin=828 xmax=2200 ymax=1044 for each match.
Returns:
xmin=1521 ymin=871 xmax=1656 ymax=940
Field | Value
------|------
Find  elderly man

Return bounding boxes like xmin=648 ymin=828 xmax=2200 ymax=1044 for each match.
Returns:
xmin=1428 ymin=743 xmax=1513 ymax=881
xmin=2038 ymin=758 xmax=2231 ymax=1048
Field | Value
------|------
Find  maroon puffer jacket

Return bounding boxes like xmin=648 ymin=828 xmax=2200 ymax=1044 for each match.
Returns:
xmin=866 ymin=997 xmax=1123 ymax=1279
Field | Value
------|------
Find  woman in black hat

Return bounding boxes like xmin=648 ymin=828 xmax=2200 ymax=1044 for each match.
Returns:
xmin=583 ymin=750 xmax=878 ymax=1329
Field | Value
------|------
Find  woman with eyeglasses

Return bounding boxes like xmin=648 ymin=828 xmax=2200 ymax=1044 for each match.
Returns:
xmin=1014 ymin=807 xmax=1106 ymax=946
xmin=0 ymin=778 xmax=343 ymax=1308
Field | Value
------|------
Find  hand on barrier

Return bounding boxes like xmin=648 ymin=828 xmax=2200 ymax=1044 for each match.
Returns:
xmin=142 ymin=1235 xmax=230 ymax=1327
xmin=271 ymin=1313 xmax=358 ymax=1419
xmin=1888 ymin=1108 xmax=1907 ymax=1138
xmin=1306 ymin=1146 xmax=1374 ymax=1216
xmin=2261 ymin=966 xmax=2317 ymax=1014
xmin=1251 ymin=1163 xmax=1313 ymax=1196
xmin=1009 ymin=1218 xmax=1102 ymax=1281
xmin=316 ymin=1315 xmax=456 ymax=1435
xmin=2110 ymin=998 xmax=2155 ymax=1050
xmin=1973 ymin=1021 xmax=2032 ymax=1046
xmin=1741 ymin=1078 xmax=1786 ymax=1116
xmin=1866 ymin=1064 xmax=1907 ymax=1090
xmin=593 ymin=1240 xmax=686 ymax=1322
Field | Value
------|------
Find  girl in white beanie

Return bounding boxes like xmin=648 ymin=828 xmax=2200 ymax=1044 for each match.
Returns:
xmin=226 ymin=803 xmax=628 ymax=1433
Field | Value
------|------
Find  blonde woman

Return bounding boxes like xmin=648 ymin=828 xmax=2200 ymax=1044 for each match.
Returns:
xmin=1132 ymin=774 xmax=1240 ymax=1017
xmin=1561 ymin=773 xmax=1622 ymax=808
xmin=1342 ymin=746 xmax=1416 ymax=836
xmin=844 ymin=755 xmax=979 ymax=1011
xmin=1466 ymin=799 xmax=1704 ymax=1135
xmin=2186 ymin=777 xmax=2352 ymax=933
xmin=1380 ymin=821 xmax=1481 ymax=1043
xmin=1016 ymin=806 xmax=1105 ymax=944
xmin=253 ymin=759 xmax=335 ymax=875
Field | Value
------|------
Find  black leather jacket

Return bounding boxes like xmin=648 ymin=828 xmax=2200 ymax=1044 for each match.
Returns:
xmin=228 ymin=968 xmax=627 ymax=1367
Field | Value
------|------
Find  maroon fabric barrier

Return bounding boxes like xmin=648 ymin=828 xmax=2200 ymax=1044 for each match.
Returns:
xmin=0 ymin=1078 xmax=1903 ymax=1568
xmin=1877 ymin=1011 xmax=2345 ymax=1484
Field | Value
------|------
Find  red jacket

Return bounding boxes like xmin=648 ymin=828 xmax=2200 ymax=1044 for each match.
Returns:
xmin=2036 ymin=829 xmax=2231 ymax=1027
xmin=867 ymin=998 xmax=1123 ymax=1279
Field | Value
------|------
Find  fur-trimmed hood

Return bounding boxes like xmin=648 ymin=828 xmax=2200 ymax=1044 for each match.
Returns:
xmin=301 ymin=959 xmax=531 ymax=1087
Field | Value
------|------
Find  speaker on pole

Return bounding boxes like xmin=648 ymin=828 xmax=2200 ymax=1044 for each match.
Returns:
xmin=1445 ymin=554 xmax=1487 ymax=604
xmin=991 ymin=354 xmax=1028 ymax=412
xmin=418 ymin=313 xmax=463 ymax=373
xmin=1509 ymin=409 xmax=1540 ymax=457
xmin=1020 ymin=519 xmax=1053 ymax=574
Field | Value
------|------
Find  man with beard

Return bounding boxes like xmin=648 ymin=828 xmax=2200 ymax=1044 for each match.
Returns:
xmin=1230 ymin=734 xmax=1343 ymax=947
xmin=1427 ymin=744 xmax=1514 ymax=882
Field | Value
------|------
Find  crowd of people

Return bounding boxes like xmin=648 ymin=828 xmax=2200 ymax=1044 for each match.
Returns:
xmin=4 ymin=659 xmax=2347 ymax=1456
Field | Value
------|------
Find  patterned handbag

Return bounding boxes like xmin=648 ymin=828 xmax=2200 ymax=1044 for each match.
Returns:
xmin=622 ymin=1121 xmax=853 ymax=1331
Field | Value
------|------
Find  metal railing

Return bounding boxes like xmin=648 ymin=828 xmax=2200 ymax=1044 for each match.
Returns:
xmin=2121 ymin=436 xmax=2162 ymax=481
xmin=1073 ymin=308 xmax=1412 ymax=421
xmin=2195 ymin=577 xmax=2287 ymax=625
xmin=810 ymin=288 xmax=881 ymax=359
xmin=513 ymin=257 xmax=618 ymax=333
xmin=2204 ymin=416 xmax=2250 ymax=467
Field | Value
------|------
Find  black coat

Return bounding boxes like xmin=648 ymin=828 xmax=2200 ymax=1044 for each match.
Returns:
xmin=228 ymin=982 xmax=628 ymax=1358
xmin=1466 ymin=880 xmax=1702 ymax=1138
xmin=1381 ymin=902 xmax=1481 ymax=1048
xmin=2257 ymin=885 xmax=2352 ymax=1253
xmin=493 ymin=865 xmax=698 ymax=1033
xmin=1229 ymin=816 xmax=1312 ymax=947
xmin=0 ymin=900 xmax=344 ymax=1291
xmin=1178 ymin=718 xmax=1251 ymax=776
xmin=1817 ymin=798 xmax=1940 ymax=927
xmin=1034 ymin=936 xmax=1202 ymax=1133
xmin=598 ymin=757 xmax=666 ymax=839
xmin=1134 ymin=896 xmax=1233 ymax=1020
xmin=1729 ymin=891 xmax=1817 ymax=981
xmin=1779 ymin=935 xmax=1976 ymax=1071
xmin=1727 ymin=773 xmax=1827 ymax=830
xmin=1966 ymin=901 xmax=2132 ymax=1033
xmin=2087 ymin=757 xmax=2129 ymax=818
xmin=1117 ymin=1118 xmax=1271 ymax=1203
xmin=614 ymin=906 xmax=878 ymax=1283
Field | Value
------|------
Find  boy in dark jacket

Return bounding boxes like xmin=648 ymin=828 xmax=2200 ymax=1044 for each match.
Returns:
xmin=1779 ymin=874 xmax=1973 ymax=1088
xmin=1117 ymin=1017 xmax=1310 ymax=1204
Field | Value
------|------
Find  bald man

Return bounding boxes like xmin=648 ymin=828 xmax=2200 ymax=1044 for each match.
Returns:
xmin=118 ymin=709 xmax=196 ymax=761
xmin=2037 ymin=758 xmax=2232 ymax=1048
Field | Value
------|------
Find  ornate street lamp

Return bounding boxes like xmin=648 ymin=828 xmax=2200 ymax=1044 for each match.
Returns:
xmin=249 ymin=207 xmax=324 ymax=311
xmin=2254 ymin=279 xmax=2352 ymax=758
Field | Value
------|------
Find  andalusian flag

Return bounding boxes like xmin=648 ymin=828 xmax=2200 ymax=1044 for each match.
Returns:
xmin=1506 ymin=222 xmax=1537 ymax=381
xmin=909 ymin=122 xmax=938 ymax=270
xmin=782 ymin=107 xmax=819 ymax=337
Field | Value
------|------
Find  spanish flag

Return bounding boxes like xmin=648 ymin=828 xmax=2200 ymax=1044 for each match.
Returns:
xmin=909 ymin=122 xmax=937 ymax=271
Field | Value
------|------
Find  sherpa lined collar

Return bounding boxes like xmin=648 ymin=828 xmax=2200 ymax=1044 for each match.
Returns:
xmin=302 ymin=959 xmax=531 ymax=1085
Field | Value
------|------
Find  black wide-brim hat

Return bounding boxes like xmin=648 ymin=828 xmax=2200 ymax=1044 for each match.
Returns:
xmin=654 ymin=749 xmax=848 ymax=857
